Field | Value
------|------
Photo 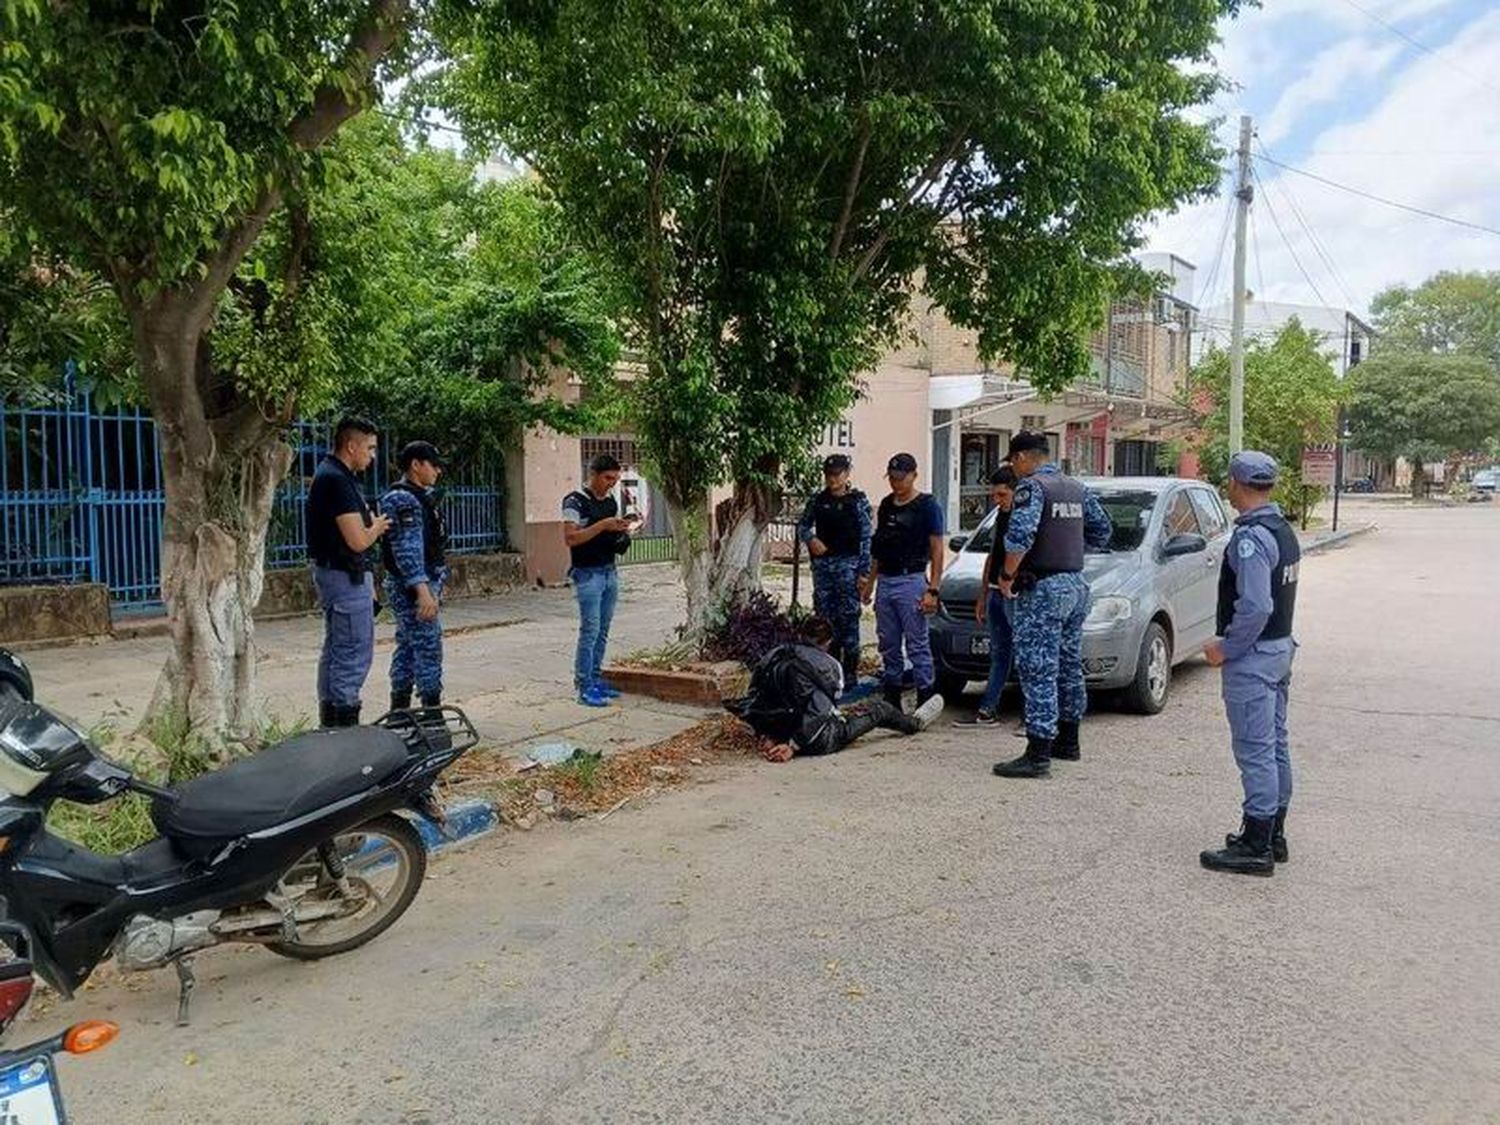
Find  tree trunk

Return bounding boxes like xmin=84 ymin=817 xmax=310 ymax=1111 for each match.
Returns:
xmin=666 ymin=481 xmax=775 ymax=639
xmin=133 ymin=306 xmax=292 ymax=756
xmin=1409 ymin=458 xmax=1424 ymax=499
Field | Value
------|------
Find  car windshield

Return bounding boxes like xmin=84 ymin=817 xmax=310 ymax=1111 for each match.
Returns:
xmin=960 ymin=487 xmax=1158 ymax=554
xmin=1091 ymin=489 xmax=1158 ymax=552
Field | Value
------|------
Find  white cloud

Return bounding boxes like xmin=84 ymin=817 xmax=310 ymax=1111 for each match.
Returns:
xmin=1259 ymin=38 xmax=1403 ymax=146
xmin=1147 ymin=4 xmax=1500 ymax=318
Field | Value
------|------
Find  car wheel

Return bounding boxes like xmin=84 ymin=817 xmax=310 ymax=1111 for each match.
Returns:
xmin=1125 ymin=621 xmax=1172 ymax=715
xmin=937 ymin=672 xmax=968 ymax=705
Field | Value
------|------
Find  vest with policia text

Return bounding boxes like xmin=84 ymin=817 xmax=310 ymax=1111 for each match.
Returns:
xmin=808 ymin=488 xmax=866 ymax=558
xmin=381 ymin=481 xmax=448 ymax=579
xmin=1216 ymin=506 xmax=1300 ymax=639
xmin=1019 ymin=470 xmax=1086 ymax=576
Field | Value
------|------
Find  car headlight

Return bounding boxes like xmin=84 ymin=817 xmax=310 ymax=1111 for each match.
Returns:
xmin=1084 ymin=595 xmax=1133 ymax=630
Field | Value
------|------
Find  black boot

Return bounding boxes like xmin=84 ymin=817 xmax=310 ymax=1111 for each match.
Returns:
xmin=330 ymin=703 xmax=361 ymax=728
xmin=993 ymin=734 xmax=1052 ymax=778
xmin=319 ymin=700 xmax=336 ymax=728
xmin=1228 ymin=808 xmax=1289 ymax=862
xmin=882 ymin=685 xmax=905 ymax=712
xmin=841 ymin=654 xmax=861 ymax=691
xmin=1051 ymin=719 xmax=1081 ymax=761
xmin=1201 ymin=814 xmax=1275 ymax=876
xmin=390 ymin=688 xmax=413 ymax=712
xmin=915 ymin=683 xmax=937 ymax=709
xmin=419 ymin=691 xmax=441 ymax=708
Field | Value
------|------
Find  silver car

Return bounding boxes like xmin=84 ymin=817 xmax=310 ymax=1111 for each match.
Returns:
xmin=930 ymin=477 xmax=1233 ymax=713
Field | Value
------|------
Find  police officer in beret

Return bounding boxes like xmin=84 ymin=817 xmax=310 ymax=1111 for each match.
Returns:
xmin=796 ymin=454 xmax=873 ymax=690
xmin=381 ymin=441 xmax=450 ymax=713
xmin=1200 ymin=450 xmax=1301 ymax=876
xmin=991 ymin=431 xmax=1112 ymax=778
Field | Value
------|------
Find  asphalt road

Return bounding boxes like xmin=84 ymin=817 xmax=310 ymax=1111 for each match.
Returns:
xmin=28 ymin=500 xmax=1500 ymax=1124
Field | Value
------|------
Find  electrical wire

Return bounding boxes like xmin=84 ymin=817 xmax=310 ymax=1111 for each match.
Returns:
xmin=1256 ymin=153 xmax=1500 ymax=239
xmin=1248 ymin=198 xmax=1267 ymax=305
xmin=1194 ymin=187 xmax=1238 ymax=312
xmin=1252 ymin=164 xmax=1332 ymax=308
xmin=1337 ymin=0 xmax=1500 ymax=98
xmin=1256 ymin=143 xmax=1360 ymax=310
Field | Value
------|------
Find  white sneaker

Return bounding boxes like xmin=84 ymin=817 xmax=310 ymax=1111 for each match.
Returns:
xmin=912 ymin=694 xmax=946 ymax=731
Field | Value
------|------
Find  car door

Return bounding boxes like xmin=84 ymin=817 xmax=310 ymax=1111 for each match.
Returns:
xmin=1156 ymin=487 xmax=1217 ymax=652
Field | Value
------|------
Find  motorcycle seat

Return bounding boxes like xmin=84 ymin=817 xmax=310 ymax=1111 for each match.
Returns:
xmin=151 ymin=728 xmax=410 ymax=853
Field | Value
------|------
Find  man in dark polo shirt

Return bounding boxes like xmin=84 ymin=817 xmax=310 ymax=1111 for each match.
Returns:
xmin=307 ymin=417 xmax=390 ymax=727
xmin=562 ymin=454 xmax=638 ymax=707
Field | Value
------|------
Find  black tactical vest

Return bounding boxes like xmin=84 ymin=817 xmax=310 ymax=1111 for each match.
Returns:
xmin=381 ymin=481 xmax=449 ymax=579
xmin=1216 ymin=507 xmax=1300 ymax=639
xmin=808 ymin=488 xmax=866 ymax=558
xmin=1019 ymin=470 xmax=1086 ymax=575
xmin=872 ymin=494 xmax=937 ymax=575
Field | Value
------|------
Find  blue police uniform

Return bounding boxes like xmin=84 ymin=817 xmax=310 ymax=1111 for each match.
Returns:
xmin=1201 ymin=450 xmax=1300 ymax=876
xmin=307 ymin=453 xmax=378 ymax=725
xmin=380 ymin=479 xmax=449 ymax=708
xmin=1002 ymin=464 xmax=1113 ymax=746
xmin=797 ymin=486 xmax=873 ymax=686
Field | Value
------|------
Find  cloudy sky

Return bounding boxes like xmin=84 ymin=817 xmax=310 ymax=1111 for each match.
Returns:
xmin=1144 ymin=0 xmax=1500 ymax=320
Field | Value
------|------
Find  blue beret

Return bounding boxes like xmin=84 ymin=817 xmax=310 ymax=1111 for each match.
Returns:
xmin=1229 ymin=450 xmax=1278 ymax=487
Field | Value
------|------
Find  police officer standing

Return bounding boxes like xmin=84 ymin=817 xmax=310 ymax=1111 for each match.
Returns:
xmin=797 ymin=454 xmax=873 ymax=690
xmin=381 ymin=441 xmax=450 ymax=713
xmin=307 ymin=417 xmax=390 ymax=727
xmin=991 ymin=432 xmax=1112 ymax=778
xmin=1200 ymin=451 xmax=1300 ymax=877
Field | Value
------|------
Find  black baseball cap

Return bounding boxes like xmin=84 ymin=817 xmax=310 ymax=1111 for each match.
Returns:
xmin=886 ymin=453 xmax=918 ymax=475
xmin=822 ymin=453 xmax=852 ymax=473
xmin=1007 ymin=430 xmax=1050 ymax=457
xmin=397 ymin=440 xmax=446 ymax=469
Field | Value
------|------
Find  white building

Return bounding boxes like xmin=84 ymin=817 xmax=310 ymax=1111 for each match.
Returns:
xmin=1196 ymin=299 xmax=1373 ymax=377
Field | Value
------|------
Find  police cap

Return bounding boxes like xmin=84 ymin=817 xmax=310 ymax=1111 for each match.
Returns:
xmin=1229 ymin=450 xmax=1278 ymax=488
xmin=397 ymin=440 xmax=446 ymax=470
xmin=822 ymin=453 xmax=852 ymax=474
xmin=1006 ymin=430 xmax=1050 ymax=457
xmin=886 ymin=452 xmax=918 ymax=475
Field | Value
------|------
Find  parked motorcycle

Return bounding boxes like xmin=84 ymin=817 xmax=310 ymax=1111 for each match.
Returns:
xmin=0 ymin=652 xmax=479 ymax=1026
xmin=0 ymin=921 xmax=118 ymax=1124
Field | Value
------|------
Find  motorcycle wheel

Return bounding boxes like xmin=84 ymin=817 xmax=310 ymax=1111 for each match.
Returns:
xmin=267 ymin=814 xmax=427 ymax=961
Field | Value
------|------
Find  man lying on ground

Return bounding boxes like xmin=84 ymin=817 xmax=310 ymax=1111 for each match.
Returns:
xmin=727 ymin=617 xmax=944 ymax=762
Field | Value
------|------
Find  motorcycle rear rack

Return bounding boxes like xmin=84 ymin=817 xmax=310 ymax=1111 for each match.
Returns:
xmin=372 ymin=705 xmax=481 ymax=760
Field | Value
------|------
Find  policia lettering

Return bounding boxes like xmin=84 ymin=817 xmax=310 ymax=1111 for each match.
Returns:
xmin=381 ymin=441 xmax=450 ymax=711
xmin=1200 ymin=450 xmax=1300 ymax=877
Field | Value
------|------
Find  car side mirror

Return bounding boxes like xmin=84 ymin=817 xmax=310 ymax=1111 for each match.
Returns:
xmin=1161 ymin=532 xmax=1208 ymax=557
xmin=948 ymin=534 xmax=968 ymax=552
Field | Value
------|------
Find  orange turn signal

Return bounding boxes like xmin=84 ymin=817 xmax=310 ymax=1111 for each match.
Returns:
xmin=63 ymin=1020 xmax=119 ymax=1055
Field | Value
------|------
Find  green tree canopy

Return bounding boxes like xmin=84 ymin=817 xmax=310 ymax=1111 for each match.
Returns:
xmin=1189 ymin=320 xmax=1344 ymax=519
xmin=1348 ymin=353 xmax=1500 ymax=479
xmin=436 ymin=0 xmax=1238 ymax=625
xmin=1369 ymin=271 xmax=1500 ymax=369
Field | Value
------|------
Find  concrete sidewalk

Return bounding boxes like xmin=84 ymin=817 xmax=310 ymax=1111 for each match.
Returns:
xmin=24 ymin=563 xmax=713 ymax=762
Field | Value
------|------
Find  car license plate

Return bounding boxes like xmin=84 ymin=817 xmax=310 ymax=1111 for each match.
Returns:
xmin=0 ymin=1055 xmax=66 ymax=1124
xmin=970 ymin=635 xmax=991 ymax=656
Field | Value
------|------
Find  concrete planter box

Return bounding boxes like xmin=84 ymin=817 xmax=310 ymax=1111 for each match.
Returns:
xmin=0 ymin=583 xmax=113 ymax=645
xmin=603 ymin=660 xmax=749 ymax=705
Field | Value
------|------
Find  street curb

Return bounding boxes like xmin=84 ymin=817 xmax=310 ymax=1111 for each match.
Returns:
xmin=1302 ymin=522 xmax=1377 ymax=556
xmin=403 ymin=797 xmax=499 ymax=853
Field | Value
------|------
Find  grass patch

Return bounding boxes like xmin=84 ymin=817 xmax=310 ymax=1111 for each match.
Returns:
xmin=553 ymin=749 xmax=605 ymax=791
xmin=617 ymin=636 xmax=700 ymax=670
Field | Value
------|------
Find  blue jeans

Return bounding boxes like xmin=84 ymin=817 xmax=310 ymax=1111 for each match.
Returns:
xmin=572 ymin=565 xmax=620 ymax=691
xmin=976 ymin=590 xmax=1015 ymax=714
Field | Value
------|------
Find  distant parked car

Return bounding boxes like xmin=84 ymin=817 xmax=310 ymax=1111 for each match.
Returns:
xmin=1470 ymin=468 xmax=1499 ymax=494
xmin=931 ymin=477 xmax=1232 ymax=714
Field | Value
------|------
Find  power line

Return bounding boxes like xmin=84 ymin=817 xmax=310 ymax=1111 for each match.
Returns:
xmin=1257 ymin=142 xmax=1360 ymax=310
xmin=1194 ymin=188 xmax=1237 ymax=311
xmin=1248 ymin=197 xmax=1267 ymax=303
xmin=1252 ymin=163 xmax=1332 ymax=308
xmin=1255 ymin=153 xmax=1500 ymax=239
xmin=1337 ymin=0 xmax=1500 ymax=98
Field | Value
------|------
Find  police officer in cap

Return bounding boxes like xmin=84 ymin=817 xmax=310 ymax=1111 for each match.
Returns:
xmin=381 ymin=441 xmax=450 ymax=713
xmin=1200 ymin=451 xmax=1301 ymax=876
xmin=796 ymin=454 xmax=873 ymax=689
xmin=991 ymin=431 xmax=1112 ymax=778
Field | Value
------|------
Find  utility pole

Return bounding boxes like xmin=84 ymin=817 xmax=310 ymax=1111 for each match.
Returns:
xmin=1229 ymin=114 xmax=1253 ymax=456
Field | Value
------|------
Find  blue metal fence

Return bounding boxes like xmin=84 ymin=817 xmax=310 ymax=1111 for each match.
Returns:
xmin=1 ymin=394 xmax=506 ymax=612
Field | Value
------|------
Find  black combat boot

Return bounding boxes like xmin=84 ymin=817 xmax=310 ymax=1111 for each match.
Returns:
xmin=1051 ymin=719 xmax=1081 ymax=761
xmin=1200 ymin=814 xmax=1275 ymax=876
xmin=841 ymin=654 xmax=861 ymax=692
xmin=1224 ymin=807 xmax=1289 ymax=863
xmin=330 ymin=703 xmax=361 ymax=728
xmin=882 ymin=685 xmax=905 ymax=712
xmin=319 ymin=700 xmax=336 ymax=728
xmin=419 ymin=691 xmax=441 ymax=708
xmin=992 ymin=735 xmax=1052 ymax=778
xmin=390 ymin=688 xmax=413 ymax=712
